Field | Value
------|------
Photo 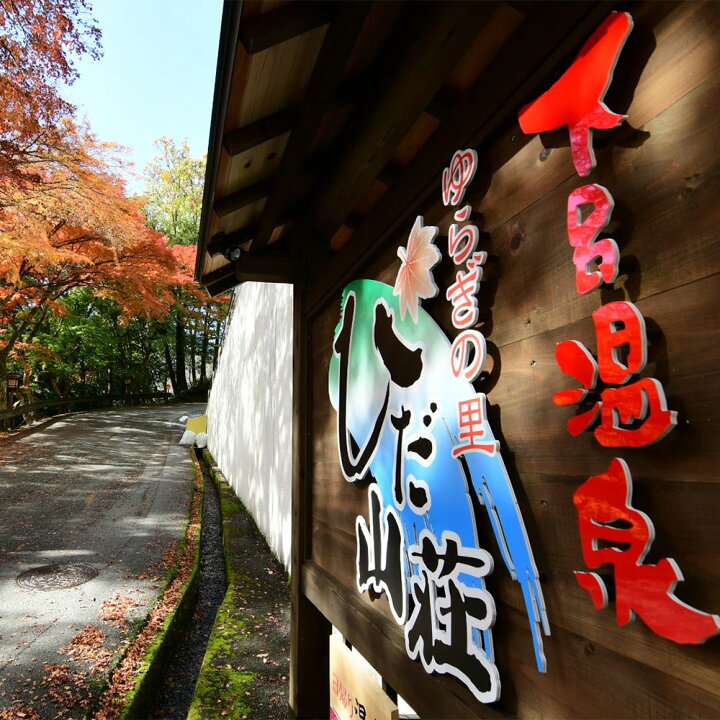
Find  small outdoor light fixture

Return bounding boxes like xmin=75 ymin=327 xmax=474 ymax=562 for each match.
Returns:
xmin=224 ymin=245 xmax=243 ymax=262
xmin=209 ymin=231 xmax=251 ymax=263
xmin=6 ymin=373 xmax=21 ymax=390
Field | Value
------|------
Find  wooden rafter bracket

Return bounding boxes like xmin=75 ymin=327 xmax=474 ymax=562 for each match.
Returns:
xmin=239 ymin=1 xmax=336 ymax=55
xmin=208 ymin=204 xmax=300 ymax=258
xmin=222 ymin=80 xmax=452 ymax=159
xmin=306 ymin=1 xmax=614 ymax=316
xmin=235 ymin=254 xmax=303 ymax=284
xmin=194 ymin=0 xmax=242 ymax=281
xmin=248 ymin=2 xmax=372 ymax=255
xmin=202 ymin=264 xmax=238 ymax=297
xmin=213 ymin=156 xmax=327 ymax=220
xmin=213 ymin=177 xmax=273 ymax=217
xmin=221 ymin=81 xmax=363 ymax=158
xmin=202 ymin=254 xmax=303 ymax=296
xmin=303 ymin=1 xmax=498 ymax=242
xmin=223 ymin=107 xmax=297 ymax=157
xmin=208 ymin=227 xmax=255 ymax=257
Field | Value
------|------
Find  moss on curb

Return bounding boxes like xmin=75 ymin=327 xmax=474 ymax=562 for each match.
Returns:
xmin=111 ymin=449 xmax=205 ymax=720
xmin=188 ymin=451 xmax=290 ymax=720
xmin=186 ymin=597 xmax=255 ymax=720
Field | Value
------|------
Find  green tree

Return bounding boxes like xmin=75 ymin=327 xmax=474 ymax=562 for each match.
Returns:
xmin=143 ymin=137 xmax=206 ymax=246
xmin=0 ymin=119 xmax=178 ymax=412
xmin=141 ymin=139 xmax=229 ymax=396
xmin=26 ymin=288 xmax=169 ymax=403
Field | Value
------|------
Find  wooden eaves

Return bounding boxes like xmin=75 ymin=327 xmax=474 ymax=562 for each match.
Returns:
xmin=196 ymin=1 xmax=619 ymax=301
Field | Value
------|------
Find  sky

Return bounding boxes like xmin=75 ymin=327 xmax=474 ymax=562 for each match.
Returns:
xmin=63 ymin=0 xmax=224 ymax=195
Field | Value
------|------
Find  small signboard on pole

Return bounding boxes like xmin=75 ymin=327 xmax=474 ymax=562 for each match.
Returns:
xmin=330 ymin=635 xmax=399 ymax=720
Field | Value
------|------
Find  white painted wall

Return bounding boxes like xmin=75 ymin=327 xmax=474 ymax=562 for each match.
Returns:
xmin=206 ymin=282 xmax=293 ymax=573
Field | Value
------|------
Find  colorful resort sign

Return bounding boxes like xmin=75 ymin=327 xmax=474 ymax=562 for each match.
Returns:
xmin=328 ymin=8 xmax=719 ymax=706
xmin=328 ymin=149 xmax=548 ymax=703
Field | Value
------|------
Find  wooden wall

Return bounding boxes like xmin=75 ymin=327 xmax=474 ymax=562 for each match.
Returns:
xmin=300 ymin=3 xmax=720 ymax=717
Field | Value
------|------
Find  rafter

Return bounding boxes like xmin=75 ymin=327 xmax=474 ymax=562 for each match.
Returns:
xmin=213 ymin=177 xmax=273 ymax=217
xmin=300 ymin=1 xmax=498 ymax=244
xmin=248 ymin=2 xmax=372 ymax=255
xmin=223 ymin=107 xmax=296 ymax=157
xmin=203 ymin=263 xmax=238 ymax=297
xmin=306 ymin=2 xmax=614 ymax=314
xmin=239 ymin=1 xmax=335 ymax=55
xmin=207 ymin=205 xmax=298 ymax=257
xmin=203 ymin=254 xmax=302 ymax=296
xmin=222 ymin=79 xmax=452 ymax=159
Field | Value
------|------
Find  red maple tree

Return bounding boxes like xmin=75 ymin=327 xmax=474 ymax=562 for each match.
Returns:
xmin=0 ymin=0 xmax=101 ymax=183
xmin=0 ymin=120 xmax=178 ymax=409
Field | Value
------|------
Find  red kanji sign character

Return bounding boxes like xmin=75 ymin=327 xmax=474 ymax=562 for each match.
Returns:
xmin=451 ymin=330 xmax=486 ymax=383
xmin=446 ymin=253 xmax=485 ymax=329
xmin=573 ymin=458 xmax=720 ymax=644
xmin=442 ymin=149 xmax=478 ymax=206
xmin=592 ymin=300 xmax=646 ymax=384
xmin=595 ymin=378 xmax=675 ymax=447
xmin=567 ymin=184 xmax=619 ymax=294
xmin=553 ymin=301 xmax=676 ymax=446
xmin=518 ymin=12 xmax=634 ymax=177
xmin=452 ymin=394 xmax=499 ymax=458
xmin=448 ymin=222 xmax=480 ymax=266
xmin=553 ymin=340 xmax=601 ymax=436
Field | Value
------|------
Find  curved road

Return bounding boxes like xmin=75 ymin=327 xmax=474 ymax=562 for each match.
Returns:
xmin=0 ymin=403 xmax=204 ymax=718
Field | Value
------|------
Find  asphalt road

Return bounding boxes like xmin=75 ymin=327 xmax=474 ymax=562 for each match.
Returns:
xmin=0 ymin=403 xmax=204 ymax=718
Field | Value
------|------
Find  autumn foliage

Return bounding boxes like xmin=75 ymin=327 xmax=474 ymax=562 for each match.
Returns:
xmin=0 ymin=118 xmax=182 ymax=403
xmin=0 ymin=0 xmax=101 ymax=183
xmin=0 ymin=3 xmax=218 ymax=411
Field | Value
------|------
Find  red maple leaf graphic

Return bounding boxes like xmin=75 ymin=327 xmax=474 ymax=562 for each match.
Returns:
xmin=393 ymin=216 xmax=441 ymax=323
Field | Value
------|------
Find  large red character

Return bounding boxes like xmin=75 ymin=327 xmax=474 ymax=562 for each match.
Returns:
xmin=553 ymin=301 xmax=676 ymax=446
xmin=567 ymin=184 xmax=619 ymax=294
xmin=573 ymin=458 xmax=720 ymax=644
xmin=452 ymin=394 xmax=498 ymax=458
xmin=518 ymin=12 xmax=634 ymax=177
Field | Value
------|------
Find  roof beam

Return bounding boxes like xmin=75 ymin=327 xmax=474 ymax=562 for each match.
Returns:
xmin=194 ymin=0 xmax=242 ymax=281
xmin=300 ymin=2 xmax=498 ymax=244
xmin=213 ymin=177 xmax=273 ymax=217
xmin=202 ymin=264 xmax=238 ymax=297
xmin=212 ymin=153 xmax=326 ymax=227
xmin=208 ymin=227 xmax=256 ymax=257
xmin=426 ymin=89 xmax=454 ymax=121
xmin=207 ymin=206 xmax=298 ymax=257
xmin=248 ymin=2 xmax=372 ymax=255
xmin=202 ymin=254 xmax=303 ymax=296
xmin=239 ymin=2 xmax=335 ymax=55
xmin=222 ymin=79 xmax=453 ymax=159
xmin=235 ymin=255 xmax=302 ymax=284
xmin=306 ymin=2 xmax=614 ymax=315
xmin=222 ymin=85 xmax=362 ymax=158
xmin=223 ymin=107 xmax=296 ymax=156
